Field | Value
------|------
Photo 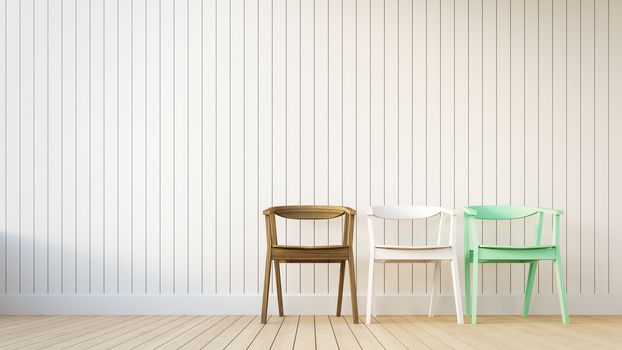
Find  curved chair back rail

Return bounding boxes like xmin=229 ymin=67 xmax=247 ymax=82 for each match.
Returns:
xmin=261 ymin=205 xmax=359 ymax=325
xmin=463 ymin=205 xmax=569 ymax=325
xmin=367 ymin=205 xmax=457 ymax=249
xmin=464 ymin=205 xmax=563 ymax=220
xmin=263 ymin=205 xmax=356 ymax=220
xmin=368 ymin=205 xmax=455 ymax=220
xmin=463 ymin=205 xmax=564 ymax=248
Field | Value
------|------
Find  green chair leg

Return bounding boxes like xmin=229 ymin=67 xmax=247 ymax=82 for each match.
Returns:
xmin=554 ymin=259 xmax=570 ymax=324
xmin=465 ymin=258 xmax=471 ymax=316
xmin=471 ymin=255 xmax=479 ymax=324
xmin=523 ymin=261 xmax=538 ymax=317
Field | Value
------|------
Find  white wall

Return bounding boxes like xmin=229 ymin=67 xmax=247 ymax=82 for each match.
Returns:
xmin=0 ymin=0 xmax=621 ymax=315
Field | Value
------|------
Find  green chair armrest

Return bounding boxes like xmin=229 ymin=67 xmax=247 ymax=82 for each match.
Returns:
xmin=463 ymin=207 xmax=477 ymax=216
xmin=538 ymin=207 xmax=564 ymax=215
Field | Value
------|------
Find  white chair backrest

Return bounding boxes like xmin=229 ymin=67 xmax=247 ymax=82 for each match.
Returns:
xmin=367 ymin=206 xmax=457 ymax=249
xmin=368 ymin=205 xmax=454 ymax=220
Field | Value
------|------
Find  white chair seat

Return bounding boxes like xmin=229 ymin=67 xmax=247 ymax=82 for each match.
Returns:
xmin=376 ymin=244 xmax=451 ymax=250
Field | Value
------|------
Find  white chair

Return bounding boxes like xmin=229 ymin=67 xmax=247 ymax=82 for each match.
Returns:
xmin=366 ymin=205 xmax=464 ymax=324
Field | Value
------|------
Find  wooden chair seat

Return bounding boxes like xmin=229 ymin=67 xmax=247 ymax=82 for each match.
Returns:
xmin=271 ymin=245 xmax=349 ymax=262
xmin=272 ymin=244 xmax=348 ymax=249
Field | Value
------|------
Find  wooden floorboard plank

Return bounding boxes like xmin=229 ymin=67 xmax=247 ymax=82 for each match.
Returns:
xmin=157 ymin=316 xmax=226 ymax=350
xmin=534 ymin=319 xmax=620 ymax=349
xmin=5 ymin=316 xmax=84 ymax=334
xmin=480 ymin=321 xmax=548 ymax=349
xmin=0 ymin=315 xmax=621 ymax=349
xmin=18 ymin=317 xmax=141 ymax=350
xmin=268 ymin=315 xmax=299 ymax=350
xmin=178 ymin=315 xmax=241 ymax=349
xmin=486 ymin=322 xmax=566 ymax=350
xmin=204 ymin=315 xmax=257 ymax=350
xmin=560 ymin=316 xmax=622 ymax=341
xmin=475 ymin=320 xmax=550 ymax=350
xmin=413 ymin=316 xmax=477 ymax=350
xmin=362 ymin=317 xmax=408 ymax=350
xmin=0 ymin=316 xmax=44 ymax=328
xmin=470 ymin=316 xmax=588 ymax=350
xmin=328 ymin=316 xmax=361 ymax=350
xmin=87 ymin=316 xmax=185 ymax=350
xmin=108 ymin=316 xmax=200 ymax=349
xmin=418 ymin=315 xmax=517 ymax=350
xmin=61 ymin=316 xmax=167 ymax=350
xmin=292 ymin=315 xmax=315 ymax=350
xmin=12 ymin=316 xmax=124 ymax=349
xmin=132 ymin=316 xmax=212 ymax=349
xmin=224 ymin=316 xmax=271 ymax=349
xmin=43 ymin=316 xmax=154 ymax=350
xmin=0 ymin=316 xmax=86 ymax=335
xmin=581 ymin=321 xmax=622 ymax=339
xmin=315 ymin=315 xmax=339 ymax=350
xmin=0 ymin=316 xmax=66 ymax=332
xmin=375 ymin=316 xmax=433 ymax=350
xmin=344 ymin=316 xmax=384 ymax=350
xmin=248 ymin=316 xmax=284 ymax=350
xmin=589 ymin=315 xmax=622 ymax=323
xmin=0 ymin=316 xmax=88 ymax=344
xmin=416 ymin=316 xmax=493 ymax=350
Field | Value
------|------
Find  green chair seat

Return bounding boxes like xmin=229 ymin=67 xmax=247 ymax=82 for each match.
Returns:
xmin=477 ymin=244 xmax=556 ymax=250
xmin=464 ymin=205 xmax=569 ymax=325
xmin=468 ymin=246 xmax=558 ymax=262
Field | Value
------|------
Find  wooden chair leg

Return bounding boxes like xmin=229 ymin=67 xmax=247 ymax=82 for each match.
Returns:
xmin=274 ymin=261 xmax=284 ymax=317
xmin=336 ymin=262 xmax=346 ymax=316
xmin=348 ymin=254 xmax=359 ymax=324
xmin=261 ymin=254 xmax=272 ymax=324
xmin=450 ymin=258 xmax=464 ymax=324
xmin=523 ymin=261 xmax=538 ymax=317
xmin=428 ymin=261 xmax=441 ymax=317
xmin=554 ymin=259 xmax=570 ymax=324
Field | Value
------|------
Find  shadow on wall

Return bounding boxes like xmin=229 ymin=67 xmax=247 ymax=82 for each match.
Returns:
xmin=0 ymin=228 xmax=142 ymax=295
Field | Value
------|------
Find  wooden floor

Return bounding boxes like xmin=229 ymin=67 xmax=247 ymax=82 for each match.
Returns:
xmin=0 ymin=315 xmax=621 ymax=349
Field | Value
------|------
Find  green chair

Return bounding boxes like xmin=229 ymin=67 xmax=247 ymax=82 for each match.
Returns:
xmin=464 ymin=205 xmax=569 ymax=324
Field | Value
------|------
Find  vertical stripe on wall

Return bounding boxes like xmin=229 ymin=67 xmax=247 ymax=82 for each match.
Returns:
xmin=0 ymin=0 xmax=620 ymax=299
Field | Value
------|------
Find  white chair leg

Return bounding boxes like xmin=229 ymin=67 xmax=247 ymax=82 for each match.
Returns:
xmin=366 ymin=256 xmax=375 ymax=325
xmin=450 ymin=257 xmax=464 ymax=324
xmin=428 ymin=261 xmax=441 ymax=317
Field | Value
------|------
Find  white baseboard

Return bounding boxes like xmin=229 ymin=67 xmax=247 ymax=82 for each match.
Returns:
xmin=1 ymin=294 xmax=621 ymax=315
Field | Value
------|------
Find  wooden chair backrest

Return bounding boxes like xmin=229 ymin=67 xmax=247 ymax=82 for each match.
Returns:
xmin=263 ymin=205 xmax=357 ymax=246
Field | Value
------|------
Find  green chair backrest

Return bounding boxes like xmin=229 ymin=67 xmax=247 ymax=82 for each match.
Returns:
xmin=464 ymin=205 xmax=540 ymax=220
xmin=464 ymin=205 xmax=564 ymax=249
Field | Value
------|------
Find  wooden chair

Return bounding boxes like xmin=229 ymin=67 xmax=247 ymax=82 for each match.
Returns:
xmin=366 ymin=206 xmax=464 ymax=324
xmin=464 ymin=205 xmax=569 ymax=324
xmin=261 ymin=205 xmax=359 ymax=324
